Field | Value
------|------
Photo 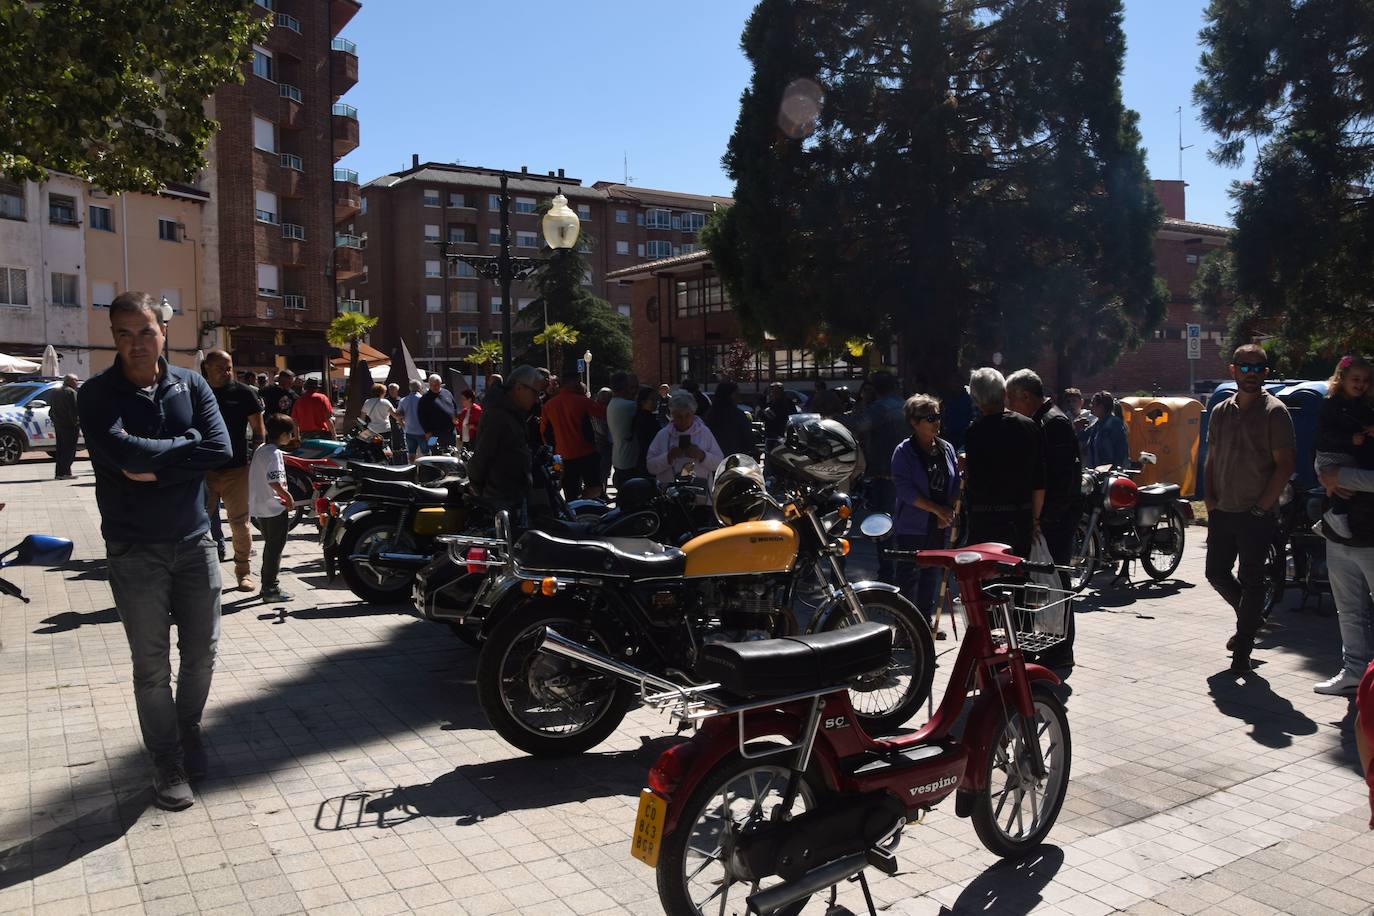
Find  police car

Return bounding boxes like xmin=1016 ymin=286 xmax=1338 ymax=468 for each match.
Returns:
xmin=0 ymin=379 xmax=80 ymax=465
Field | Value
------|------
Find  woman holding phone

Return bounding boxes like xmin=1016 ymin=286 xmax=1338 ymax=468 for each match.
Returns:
xmin=646 ymin=390 xmax=723 ymax=482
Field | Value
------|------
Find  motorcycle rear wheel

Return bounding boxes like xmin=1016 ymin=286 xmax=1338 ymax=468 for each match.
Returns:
xmin=1140 ymin=507 xmax=1186 ymax=580
xmin=657 ymin=746 xmax=821 ymax=916
xmin=1068 ymin=521 xmax=1100 ymax=592
xmin=971 ymin=684 xmax=1071 ymax=857
xmin=337 ymin=519 xmax=418 ymax=604
xmin=819 ymin=590 xmax=935 ymax=734
xmin=475 ymin=600 xmax=632 ymax=756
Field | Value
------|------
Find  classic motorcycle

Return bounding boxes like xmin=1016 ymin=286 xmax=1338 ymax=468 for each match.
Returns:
xmin=292 ymin=420 xmax=392 ymax=464
xmin=1069 ymin=452 xmax=1193 ymax=590
xmin=540 ymin=544 xmax=1072 ymax=916
xmin=1266 ymin=477 xmax=1329 ymax=613
xmin=472 ymin=417 xmax=937 ymax=756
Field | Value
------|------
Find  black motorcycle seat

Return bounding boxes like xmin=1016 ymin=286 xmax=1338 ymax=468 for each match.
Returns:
xmin=695 ymin=623 xmax=893 ymax=698
xmin=1137 ymin=483 xmax=1181 ymax=506
xmin=358 ymin=478 xmax=449 ymax=505
xmin=348 ymin=461 xmax=417 ymax=483
xmin=512 ymin=529 xmax=685 ymax=579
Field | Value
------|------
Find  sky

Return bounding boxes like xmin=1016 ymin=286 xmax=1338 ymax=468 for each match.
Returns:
xmin=337 ymin=0 xmax=1246 ymax=228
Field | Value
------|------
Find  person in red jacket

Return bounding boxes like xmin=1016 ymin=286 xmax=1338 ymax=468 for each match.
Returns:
xmin=540 ymin=373 xmax=607 ymax=499
xmin=290 ymin=377 xmax=335 ymax=438
xmin=457 ymin=389 xmax=482 ymax=446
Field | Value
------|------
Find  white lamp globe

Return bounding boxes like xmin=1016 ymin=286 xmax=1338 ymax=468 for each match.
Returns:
xmin=542 ymin=192 xmax=581 ymax=250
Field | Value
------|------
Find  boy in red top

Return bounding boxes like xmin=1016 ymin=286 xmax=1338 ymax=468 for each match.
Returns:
xmin=290 ymin=377 xmax=335 ymax=438
xmin=540 ymin=373 xmax=607 ymax=499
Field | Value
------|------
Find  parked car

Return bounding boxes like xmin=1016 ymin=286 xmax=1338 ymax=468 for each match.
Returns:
xmin=0 ymin=379 xmax=81 ymax=466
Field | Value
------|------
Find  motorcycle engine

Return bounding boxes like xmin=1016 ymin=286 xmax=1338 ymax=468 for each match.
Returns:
xmin=698 ymin=580 xmax=787 ymax=645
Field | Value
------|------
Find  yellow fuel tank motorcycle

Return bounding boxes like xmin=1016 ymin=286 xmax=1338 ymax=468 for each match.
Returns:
xmin=473 ymin=416 xmax=937 ymax=756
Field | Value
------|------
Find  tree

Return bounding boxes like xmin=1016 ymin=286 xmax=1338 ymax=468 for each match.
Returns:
xmin=707 ymin=0 xmax=1165 ymax=396
xmin=533 ymin=322 xmax=580 ymax=380
xmin=519 ymin=241 xmax=631 ymax=380
xmin=1192 ymin=0 xmax=1374 ymax=364
xmin=721 ymin=341 xmax=757 ymax=383
xmin=327 ymin=312 xmax=378 ymax=427
xmin=462 ymin=340 xmax=504 ymax=391
xmin=0 ymin=1 xmax=268 ymax=193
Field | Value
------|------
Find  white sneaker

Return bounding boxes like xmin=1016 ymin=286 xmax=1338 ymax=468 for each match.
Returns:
xmin=1313 ymin=671 xmax=1361 ymax=696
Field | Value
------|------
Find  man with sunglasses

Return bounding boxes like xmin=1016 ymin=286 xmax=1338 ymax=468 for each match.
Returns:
xmin=467 ymin=365 xmax=549 ymax=512
xmin=1204 ymin=344 xmax=1295 ymax=673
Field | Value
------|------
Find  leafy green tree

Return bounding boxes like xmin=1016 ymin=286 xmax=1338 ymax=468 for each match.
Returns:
xmin=327 ymin=312 xmax=378 ymax=427
xmin=0 ymin=1 xmax=267 ymax=193
xmin=1192 ymin=0 xmax=1374 ymax=364
xmin=519 ymin=240 xmax=631 ymax=380
xmin=707 ymin=0 xmax=1165 ymax=395
xmin=533 ymin=322 xmax=580 ymax=379
xmin=462 ymin=340 xmax=504 ymax=391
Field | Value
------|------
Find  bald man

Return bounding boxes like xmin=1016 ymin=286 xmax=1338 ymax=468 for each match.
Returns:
xmin=202 ymin=350 xmax=265 ymax=589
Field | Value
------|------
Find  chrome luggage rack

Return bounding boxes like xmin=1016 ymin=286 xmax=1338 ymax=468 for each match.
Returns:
xmin=981 ymin=582 xmax=1075 ymax=653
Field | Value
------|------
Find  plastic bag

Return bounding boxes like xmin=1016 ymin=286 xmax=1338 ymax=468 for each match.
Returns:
xmin=1028 ymin=532 xmax=1059 ymax=590
xmin=1023 ymin=531 xmax=1068 ymax=639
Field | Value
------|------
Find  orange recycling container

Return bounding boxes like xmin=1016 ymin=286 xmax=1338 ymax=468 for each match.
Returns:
xmin=1119 ymin=397 xmax=1203 ymax=496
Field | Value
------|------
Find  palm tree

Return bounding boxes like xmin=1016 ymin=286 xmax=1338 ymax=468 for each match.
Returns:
xmin=462 ymin=339 xmax=504 ymax=391
xmin=327 ymin=311 xmax=378 ymax=426
xmin=533 ymin=321 xmax=579 ymax=375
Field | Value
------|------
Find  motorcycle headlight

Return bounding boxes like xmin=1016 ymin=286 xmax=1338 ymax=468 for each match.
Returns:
xmin=1080 ymin=472 xmax=1095 ymax=496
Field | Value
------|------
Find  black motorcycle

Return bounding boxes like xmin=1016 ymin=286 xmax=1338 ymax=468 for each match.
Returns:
xmin=1265 ymin=478 xmax=1329 ymax=613
xmin=1070 ymin=452 xmax=1194 ymax=590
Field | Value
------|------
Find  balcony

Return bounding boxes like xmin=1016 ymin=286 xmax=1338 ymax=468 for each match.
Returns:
xmin=337 ymin=298 xmax=363 ymax=314
xmin=330 ymin=0 xmax=361 ymax=33
xmin=331 ymin=103 xmax=359 ymax=158
xmin=334 ymin=167 xmax=360 ymax=221
xmin=334 ymin=245 xmax=362 ymax=280
xmin=330 ymin=38 xmax=358 ymax=97
xmin=283 ymin=294 xmax=306 ymax=312
xmin=279 ymin=84 xmax=304 ymax=129
xmin=274 ymin=12 xmax=300 ymax=32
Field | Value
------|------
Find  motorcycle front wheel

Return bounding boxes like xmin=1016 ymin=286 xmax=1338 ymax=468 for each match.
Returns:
xmin=1140 ymin=507 xmax=1186 ymax=580
xmin=337 ymin=518 xmax=419 ymax=604
xmin=820 ymin=590 xmax=935 ymax=734
xmin=657 ymin=746 xmax=822 ymax=916
xmin=475 ymin=600 xmax=632 ymax=756
xmin=971 ymin=684 xmax=1071 ymax=857
xmin=1068 ymin=520 xmax=1100 ymax=592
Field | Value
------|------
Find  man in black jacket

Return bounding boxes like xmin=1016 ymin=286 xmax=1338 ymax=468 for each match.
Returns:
xmin=77 ymin=292 xmax=232 ymax=811
xmin=468 ymin=365 xmax=547 ymax=511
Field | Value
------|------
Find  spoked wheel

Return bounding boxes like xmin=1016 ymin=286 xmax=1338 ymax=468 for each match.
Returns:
xmin=971 ymin=684 xmax=1071 ymax=857
xmin=338 ymin=521 xmax=418 ymax=604
xmin=1067 ymin=520 xmax=1100 ymax=592
xmin=475 ymin=601 xmax=632 ymax=756
xmin=1140 ymin=507 xmax=1186 ymax=580
xmin=658 ymin=748 xmax=821 ymax=916
xmin=1263 ymin=541 xmax=1285 ymax=617
xmin=821 ymin=590 xmax=936 ymax=734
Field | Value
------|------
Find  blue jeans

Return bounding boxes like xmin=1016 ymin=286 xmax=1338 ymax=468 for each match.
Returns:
xmin=106 ymin=535 xmax=221 ymax=764
xmin=894 ymin=530 xmax=948 ymax=622
xmin=1324 ymin=540 xmax=1374 ymax=679
xmin=405 ymin=433 xmax=426 ymax=456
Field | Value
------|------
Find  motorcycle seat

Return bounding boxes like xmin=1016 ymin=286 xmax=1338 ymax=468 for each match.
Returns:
xmin=348 ymin=461 xmax=417 ymax=483
xmin=1136 ymin=483 xmax=1181 ymax=506
xmin=695 ymin=623 xmax=893 ymax=698
xmin=358 ymin=478 xmax=449 ymax=505
xmin=512 ymin=529 xmax=686 ymax=580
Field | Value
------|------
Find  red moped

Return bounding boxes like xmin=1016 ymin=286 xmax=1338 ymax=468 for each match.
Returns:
xmin=541 ymin=543 xmax=1073 ymax=916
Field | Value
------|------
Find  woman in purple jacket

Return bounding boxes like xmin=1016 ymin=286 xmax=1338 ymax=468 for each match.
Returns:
xmin=891 ymin=393 xmax=962 ymax=622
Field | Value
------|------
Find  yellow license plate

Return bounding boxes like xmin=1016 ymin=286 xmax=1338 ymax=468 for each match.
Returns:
xmin=630 ymin=789 xmax=667 ymax=868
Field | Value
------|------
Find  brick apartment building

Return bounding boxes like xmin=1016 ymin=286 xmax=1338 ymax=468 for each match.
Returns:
xmin=355 ymin=159 xmax=731 ymax=376
xmin=610 ymin=179 xmax=1233 ymax=398
xmin=213 ymin=0 xmax=362 ymax=375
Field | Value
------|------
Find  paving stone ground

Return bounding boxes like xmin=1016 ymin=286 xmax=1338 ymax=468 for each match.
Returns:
xmin=0 ymin=452 xmax=1370 ymax=915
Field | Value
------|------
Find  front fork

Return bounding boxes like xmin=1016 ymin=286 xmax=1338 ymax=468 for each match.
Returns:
xmin=807 ymin=508 xmax=868 ymax=621
xmin=996 ymin=600 xmax=1048 ymax=780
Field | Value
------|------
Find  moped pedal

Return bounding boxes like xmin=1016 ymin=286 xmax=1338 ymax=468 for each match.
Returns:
xmin=865 ymin=846 xmax=898 ymax=876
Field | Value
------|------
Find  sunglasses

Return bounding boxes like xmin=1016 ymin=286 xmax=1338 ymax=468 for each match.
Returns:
xmin=1235 ymin=363 xmax=1268 ymax=374
xmin=917 ymin=414 xmax=942 ymax=424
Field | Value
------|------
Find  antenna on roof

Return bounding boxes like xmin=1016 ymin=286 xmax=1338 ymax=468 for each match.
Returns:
xmin=624 ymin=151 xmax=634 ymax=185
xmin=1177 ymin=106 xmax=1194 ymax=182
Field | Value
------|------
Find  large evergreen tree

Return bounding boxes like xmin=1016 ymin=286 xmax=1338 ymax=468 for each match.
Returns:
xmin=1192 ymin=0 xmax=1374 ymax=360
xmin=708 ymin=0 xmax=1165 ymax=394
xmin=517 ymin=240 xmax=632 ymax=381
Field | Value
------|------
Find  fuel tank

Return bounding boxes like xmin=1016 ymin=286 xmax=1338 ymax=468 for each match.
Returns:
xmin=682 ymin=520 xmax=797 ymax=577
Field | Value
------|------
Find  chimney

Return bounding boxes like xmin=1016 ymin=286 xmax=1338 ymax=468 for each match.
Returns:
xmin=548 ymin=171 xmax=555 ymax=177
xmin=412 ymin=153 xmax=419 ymax=168
xmin=557 ymin=168 xmax=565 ymax=179
xmin=1152 ymin=179 xmax=1186 ymax=219
xmin=521 ymin=165 xmax=529 ymax=174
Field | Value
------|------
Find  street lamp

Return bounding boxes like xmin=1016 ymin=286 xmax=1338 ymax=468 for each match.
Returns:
xmin=160 ymin=296 xmax=173 ymax=362
xmin=433 ymin=237 xmax=452 ymax=376
xmin=582 ymin=348 xmax=592 ymax=390
xmin=447 ymin=175 xmax=581 ymax=376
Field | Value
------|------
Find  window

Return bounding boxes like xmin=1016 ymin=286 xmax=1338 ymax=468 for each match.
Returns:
xmin=452 ymin=260 xmax=475 ymax=278
xmin=448 ymin=192 xmax=468 ymax=208
xmin=52 ymin=272 xmax=79 ymax=306
xmin=615 ymin=240 xmax=630 ymax=256
xmin=283 ymin=294 xmax=305 ymax=311
xmin=645 ymin=208 xmax=672 ymax=230
xmin=615 ymin=209 xmax=629 ymax=224
xmin=636 ymin=212 xmax=645 ymax=226
xmin=577 ymin=204 xmax=591 ymax=221
xmin=0 ymin=181 xmax=24 ymax=220
xmin=514 ymin=197 xmax=536 ymax=215
xmin=646 ymin=240 xmax=673 ymax=259
xmin=158 ymin=218 xmax=180 ymax=241
xmin=47 ymin=193 xmax=77 ymax=226
xmin=488 ymin=228 xmax=502 ymax=246
xmin=426 ymin=329 xmax=442 ymax=351
xmin=91 ymin=280 xmax=115 ymax=309
xmin=681 ymin=212 xmax=706 ymax=233
xmin=636 ymin=243 xmax=645 ymax=258
xmin=448 ymin=225 xmax=468 ymax=243
xmin=422 ymin=188 xmax=440 ymax=207
xmin=488 ymin=193 xmax=501 ymax=211
xmin=160 ymin=288 xmax=181 ymax=314
xmin=253 ymin=116 xmax=276 ymax=152
xmin=425 ymin=294 xmax=442 ymax=314
xmin=254 ymin=190 xmax=278 ymax=224
xmin=456 ymin=325 xmax=479 ymax=347
xmin=675 ymin=276 xmax=731 ymax=317
xmin=1186 ymin=254 xmax=1199 ymax=265
xmin=254 ymin=0 xmax=274 ymax=10
xmin=89 ymin=205 xmax=113 ymax=232
xmin=423 ymin=224 xmax=440 ymax=242
xmin=256 ymin=264 xmax=280 ymax=296
xmin=617 ymin=304 xmax=631 ymax=318
xmin=0 ymin=267 xmax=27 ymax=306
xmin=451 ymin=290 xmax=477 ymax=312
xmin=680 ymin=243 xmax=698 ymax=255
xmin=516 ymin=231 xmax=538 ymax=249
xmin=490 ymin=296 xmax=504 ymax=314
xmin=252 ymin=46 xmax=274 ymax=81
xmin=360 ymin=195 xmax=368 ymax=215
xmin=424 ymin=260 xmax=441 ymax=278
xmin=280 ymin=152 xmax=303 ymax=171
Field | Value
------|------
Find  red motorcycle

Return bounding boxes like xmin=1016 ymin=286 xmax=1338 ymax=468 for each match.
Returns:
xmin=540 ymin=544 xmax=1072 ymax=916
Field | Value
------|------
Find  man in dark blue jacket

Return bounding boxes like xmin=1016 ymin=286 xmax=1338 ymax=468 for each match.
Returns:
xmin=77 ymin=291 xmax=232 ymax=811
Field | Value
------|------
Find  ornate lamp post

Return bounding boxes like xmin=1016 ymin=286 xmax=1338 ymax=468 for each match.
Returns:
xmin=447 ymin=173 xmax=581 ymax=375
xmin=582 ymin=348 xmax=592 ymax=390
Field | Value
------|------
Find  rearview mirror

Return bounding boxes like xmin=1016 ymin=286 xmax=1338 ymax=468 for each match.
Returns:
xmin=859 ymin=513 xmax=894 ymax=539
xmin=1139 ymin=451 xmax=1157 ymax=465
xmin=9 ymin=535 xmax=74 ymax=567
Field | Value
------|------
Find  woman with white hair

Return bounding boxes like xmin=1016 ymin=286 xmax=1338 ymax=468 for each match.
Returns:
xmin=962 ymin=367 xmax=1046 ymax=556
xmin=646 ymin=391 xmax=723 ymax=482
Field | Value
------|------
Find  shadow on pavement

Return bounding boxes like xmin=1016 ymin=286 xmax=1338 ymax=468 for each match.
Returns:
xmin=1081 ymin=576 xmax=1195 ymax=613
xmin=1206 ymin=670 xmax=1319 ymax=749
xmin=61 ymin=558 xmax=108 ymax=583
xmin=941 ymin=845 xmax=1064 ymax=915
xmin=255 ymin=603 xmax=409 ymax=623
xmin=0 ymin=788 xmax=153 ymax=890
xmin=33 ymin=606 xmax=120 ymax=634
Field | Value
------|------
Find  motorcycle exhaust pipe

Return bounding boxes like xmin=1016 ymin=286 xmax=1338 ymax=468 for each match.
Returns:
xmin=348 ymin=551 xmax=432 ymax=570
xmin=541 ymin=627 xmax=684 ymax=695
xmin=746 ymin=852 xmax=869 ymax=916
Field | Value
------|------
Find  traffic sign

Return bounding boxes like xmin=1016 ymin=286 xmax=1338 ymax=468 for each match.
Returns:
xmin=1186 ymin=323 xmax=1202 ymax=360
xmin=576 ymin=358 xmax=586 ymax=373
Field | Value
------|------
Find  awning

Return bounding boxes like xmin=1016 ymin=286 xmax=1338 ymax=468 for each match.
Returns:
xmin=330 ymin=340 xmax=390 ymax=368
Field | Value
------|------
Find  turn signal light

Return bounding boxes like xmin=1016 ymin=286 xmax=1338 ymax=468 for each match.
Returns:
xmin=465 ymin=547 xmax=488 ymax=575
xmin=520 ymin=580 xmax=537 ymax=595
xmin=648 ymin=741 xmax=700 ymax=797
xmin=837 ymin=504 xmax=852 ymax=520
xmin=838 ymin=538 xmax=851 ymax=556
xmin=541 ymin=577 xmax=558 ymax=597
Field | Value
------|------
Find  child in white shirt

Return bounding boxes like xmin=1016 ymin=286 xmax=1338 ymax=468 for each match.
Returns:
xmin=249 ymin=413 xmax=297 ymax=601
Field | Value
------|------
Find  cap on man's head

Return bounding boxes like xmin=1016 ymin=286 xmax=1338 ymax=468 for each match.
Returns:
xmin=304 ymin=376 xmax=318 ymax=388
